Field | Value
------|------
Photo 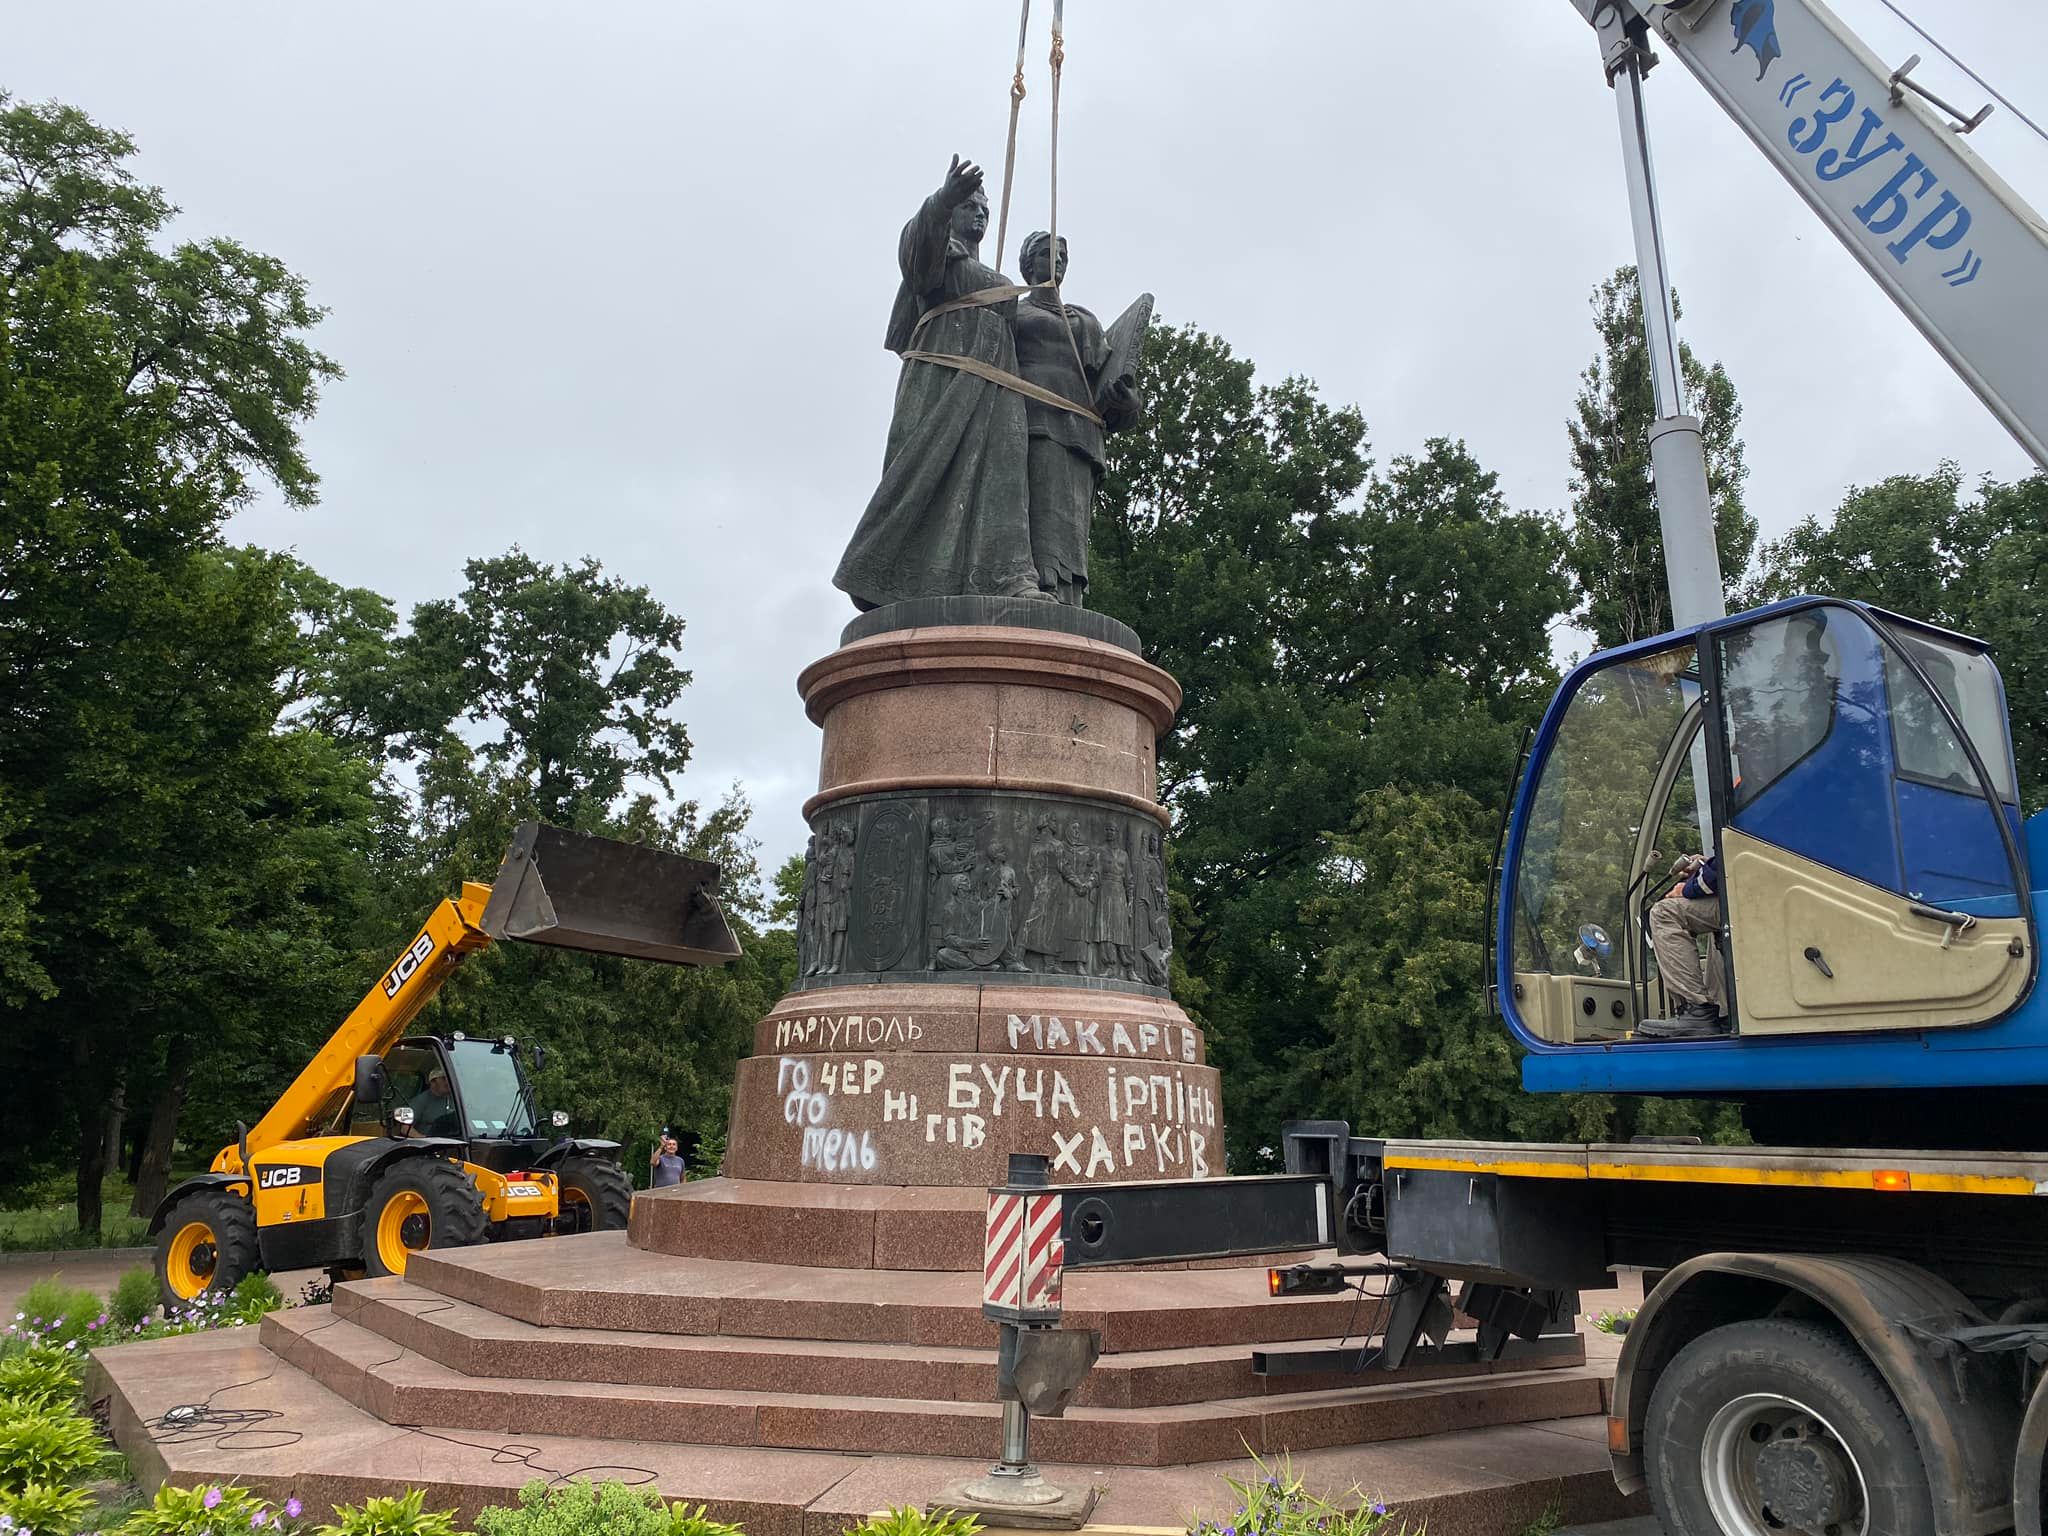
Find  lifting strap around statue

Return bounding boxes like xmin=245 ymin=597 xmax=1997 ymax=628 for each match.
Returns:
xmin=901 ymin=282 xmax=1104 ymax=424
xmin=901 ymin=348 xmax=1103 ymax=424
xmin=993 ymin=0 xmax=1032 ymax=289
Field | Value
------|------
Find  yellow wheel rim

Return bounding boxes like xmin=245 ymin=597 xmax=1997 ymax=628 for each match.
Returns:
xmin=165 ymin=1220 xmax=217 ymax=1298
xmin=376 ymin=1189 xmax=431 ymax=1272
xmin=560 ymin=1185 xmax=590 ymax=1231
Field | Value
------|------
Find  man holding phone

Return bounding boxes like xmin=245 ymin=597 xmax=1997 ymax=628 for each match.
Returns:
xmin=649 ymin=1131 xmax=686 ymax=1188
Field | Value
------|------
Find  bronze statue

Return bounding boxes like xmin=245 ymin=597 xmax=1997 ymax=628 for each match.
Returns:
xmin=834 ymin=156 xmax=1148 ymax=612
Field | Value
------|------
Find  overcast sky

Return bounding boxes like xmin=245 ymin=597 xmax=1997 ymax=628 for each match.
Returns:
xmin=13 ymin=2 xmax=2048 ymax=876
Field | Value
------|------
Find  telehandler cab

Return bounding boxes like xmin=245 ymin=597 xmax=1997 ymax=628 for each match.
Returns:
xmin=149 ymin=823 xmax=739 ymax=1306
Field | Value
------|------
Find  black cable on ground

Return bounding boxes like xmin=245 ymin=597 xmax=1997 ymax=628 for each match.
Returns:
xmin=143 ymin=1292 xmax=662 ymax=1489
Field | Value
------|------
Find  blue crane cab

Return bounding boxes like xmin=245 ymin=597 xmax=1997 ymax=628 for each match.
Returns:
xmin=1496 ymin=597 xmax=2044 ymax=1111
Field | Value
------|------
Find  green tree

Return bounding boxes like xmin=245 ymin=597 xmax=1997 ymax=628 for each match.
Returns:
xmin=377 ymin=552 xmax=789 ymax=1167
xmin=3 ymin=548 xmax=385 ymax=1227
xmin=1757 ymin=466 xmax=2048 ymax=810
xmin=0 ymin=93 xmax=348 ymax=1227
xmin=398 ymin=550 xmax=694 ymax=826
xmin=1566 ymin=267 xmax=1756 ymax=647
xmin=1093 ymin=324 xmax=1574 ymax=1163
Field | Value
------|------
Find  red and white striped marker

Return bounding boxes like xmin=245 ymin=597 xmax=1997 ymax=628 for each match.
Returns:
xmin=983 ymin=1188 xmax=1064 ymax=1317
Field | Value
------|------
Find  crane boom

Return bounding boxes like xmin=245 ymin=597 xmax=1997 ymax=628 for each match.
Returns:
xmin=1587 ymin=0 xmax=2048 ymax=468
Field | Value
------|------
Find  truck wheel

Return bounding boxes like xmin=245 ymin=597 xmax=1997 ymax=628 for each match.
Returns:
xmin=363 ymin=1159 xmax=488 ymax=1277
xmin=156 ymin=1188 xmax=260 ymax=1310
xmin=1645 ymin=1317 xmax=1935 ymax=1536
xmin=555 ymin=1155 xmax=632 ymax=1234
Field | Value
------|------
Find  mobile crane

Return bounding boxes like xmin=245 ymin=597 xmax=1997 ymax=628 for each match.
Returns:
xmin=149 ymin=822 xmax=739 ymax=1307
xmin=978 ymin=3 xmax=2048 ymax=1534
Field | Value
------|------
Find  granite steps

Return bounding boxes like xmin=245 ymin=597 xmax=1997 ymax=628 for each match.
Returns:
xmin=327 ymin=1279 xmax=1578 ymax=1409
xmin=92 ymin=1329 xmax=1646 ymax=1536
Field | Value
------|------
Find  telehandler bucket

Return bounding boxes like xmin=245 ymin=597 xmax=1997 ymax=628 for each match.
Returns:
xmin=479 ymin=822 xmax=741 ymax=966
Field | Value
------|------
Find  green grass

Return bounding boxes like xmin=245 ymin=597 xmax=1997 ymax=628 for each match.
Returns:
xmin=0 ymin=1173 xmax=168 ymax=1252
xmin=0 ymin=1202 xmax=151 ymax=1252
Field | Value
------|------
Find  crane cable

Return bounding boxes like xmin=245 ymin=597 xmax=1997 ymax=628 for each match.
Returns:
xmin=1873 ymin=0 xmax=2048 ymax=147
xmin=1045 ymin=0 xmax=1093 ymax=392
xmin=992 ymin=0 xmax=1032 ymax=286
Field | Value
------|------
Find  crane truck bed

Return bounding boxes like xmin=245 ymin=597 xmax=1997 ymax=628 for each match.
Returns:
xmin=1017 ymin=1126 xmax=2048 ymax=1536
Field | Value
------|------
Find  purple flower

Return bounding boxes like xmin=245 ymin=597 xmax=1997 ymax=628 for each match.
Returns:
xmin=1371 ymin=1502 xmax=1388 ymax=1517
xmin=205 ymin=1487 xmax=224 ymax=1509
xmin=253 ymin=1511 xmax=268 ymax=1526
xmin=284 ymin=1498 xmax=303 ymax=1519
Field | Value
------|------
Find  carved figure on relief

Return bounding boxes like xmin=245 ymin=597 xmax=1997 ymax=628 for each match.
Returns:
xmin=1138 ymin=829 xmax=1172 ymax=988
xmin=923 ymin=813 xmax=983 ymax=964
xmin=816 ymin=821 xmax=856 ymax=976
xmin=1094 ymin=823 xmax=1134 ymax=980
xmin=1055 ymin=819 xmax=1101 ymax=973
xmin=1019 ymin=812 xmax=1065 ymax=971
xmin=798 ymin=832 xmax=823 ymax=976
xmin=936 ymin=841 xmax=1025 ymax=970
xmin=855 ymin=802 xmax=919 ymax=972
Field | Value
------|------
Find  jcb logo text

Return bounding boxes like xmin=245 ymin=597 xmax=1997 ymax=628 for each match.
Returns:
xmin=382 ymin=933 xmax=435 ymax=998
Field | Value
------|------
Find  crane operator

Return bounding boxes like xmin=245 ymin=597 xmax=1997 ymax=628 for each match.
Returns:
xmin=1637 ymin=853 xmax=1732 ymax=1040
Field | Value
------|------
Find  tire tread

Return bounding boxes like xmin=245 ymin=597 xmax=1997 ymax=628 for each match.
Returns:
xmin=1645 ymin=1315 xmax=1933 ymax=1536
xmin=155 ymin=1187 xmax=260 ymax=1309
xmin=558 ymin=1155 xmax=633 ymax=1232
xmin=363 ymin=1157 xmax=488 ymax=1276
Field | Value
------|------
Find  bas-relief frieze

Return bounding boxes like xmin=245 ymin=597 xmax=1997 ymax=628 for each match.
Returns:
xmin=797 ymin=793 xmax=1172 ymax=988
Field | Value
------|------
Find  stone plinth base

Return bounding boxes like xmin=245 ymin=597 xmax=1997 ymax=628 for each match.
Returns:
xmin=629 ymin=1178 xmax=1326 ymax=1272
xmin=629 ymin=1179 xmax=986 ymax=1271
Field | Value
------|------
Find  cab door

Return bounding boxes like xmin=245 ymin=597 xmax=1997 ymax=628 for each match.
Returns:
xmin=1710 ymin=603 xmax=2031 ymax=1035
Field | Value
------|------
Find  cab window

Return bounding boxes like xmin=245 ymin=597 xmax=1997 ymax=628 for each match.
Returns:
xmin=384 ymin=1043 xmax=460 ymax=1138
xmin=1716 ymin=607 xmax=1900 ymax=895
xmin=1514 ymin=641 xmax=1699 ymax=981
xmin=1885 ymin=632 xmax=2016 ymax=805
xmin=1718 ymin=610 xmax=1838 ymax=812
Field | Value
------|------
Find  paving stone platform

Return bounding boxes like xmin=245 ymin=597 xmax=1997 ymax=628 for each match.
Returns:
xmin=93 ymin=1229 xmax=1646 ymax=1528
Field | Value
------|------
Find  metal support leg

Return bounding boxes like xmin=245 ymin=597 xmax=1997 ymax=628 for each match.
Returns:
xmin=938 ymin=1158 xmax=1100 ymax=1529
xmin=959 ymin=1325 xmax=1063 ymax=1505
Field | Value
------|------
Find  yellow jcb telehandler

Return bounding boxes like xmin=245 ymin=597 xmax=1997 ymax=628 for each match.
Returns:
xmin=149 ymin=823 xmax=739 ymax=1305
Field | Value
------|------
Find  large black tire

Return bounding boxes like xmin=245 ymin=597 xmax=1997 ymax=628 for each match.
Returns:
xmin=361 ymin=1158 xmax=488 ymax=1278
xmin=555 ymin=1155 xmax=633 ymax=1234
xmin=1645 ymin=1317 xmax=1936 ymax=1536
xmin=155 ymin=1188 xmax=260 ymax=1311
